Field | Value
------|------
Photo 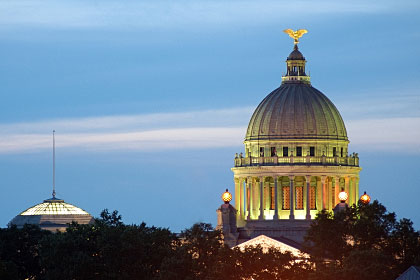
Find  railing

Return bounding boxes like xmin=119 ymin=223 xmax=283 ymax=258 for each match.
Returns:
xmin=234 ymin=154 xmax=359 ymax=167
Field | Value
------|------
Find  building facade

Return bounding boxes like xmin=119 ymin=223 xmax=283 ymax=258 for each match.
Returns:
xmin=222 ymin=34 xmax=361 ymax=246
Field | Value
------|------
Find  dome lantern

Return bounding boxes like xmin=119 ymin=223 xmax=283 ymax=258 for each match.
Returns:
xmin=282 ymin=29 xmax=310 ymax=84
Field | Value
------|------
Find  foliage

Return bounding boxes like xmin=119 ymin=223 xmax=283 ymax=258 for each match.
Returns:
xmin=1 ymin=202 xmax=419 ymax=279
xmin=304 ymin=200 xmax=420 ymax=280
xmin=0 ymin=224 xmax=51 ymax=280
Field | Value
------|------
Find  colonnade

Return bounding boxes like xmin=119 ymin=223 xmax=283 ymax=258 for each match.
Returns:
xmin=234 ymin=175 xmax=359 ymax=222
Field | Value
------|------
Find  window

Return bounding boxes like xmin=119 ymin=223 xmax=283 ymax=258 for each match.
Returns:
xmin=296 ymin=186 xmax=304 ymax=209
xmin=270 ymin=186 xmax=275 ymax=210
xmin=259 ymin=147 xmax=264 ymax=157
xmin=283 ymin=147 xmax=289 ymax=157
xmin=333 ymin=147 xmax=337 ymax=157
xmin=270 ymin=147 xmax=276 ymax=157
xmin=310 ymin=186 xmax=316 ymax=210
xmin=331 ymin=185 xmax=335 ymax=206
xmin=341 ymin=147 xmax=343 ymax=157
xmin=282 ymin=186 xmax=290 ymax=210
xmin=296 ymin=146 xmax=302 ymax=157
xmin=310 ymin=147 xmax=315 ymax=156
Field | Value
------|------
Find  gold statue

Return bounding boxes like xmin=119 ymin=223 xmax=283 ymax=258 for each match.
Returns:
xmin=283 ymin=29 xmax=308 ymax=45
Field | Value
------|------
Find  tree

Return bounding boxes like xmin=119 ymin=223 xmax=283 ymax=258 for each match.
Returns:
xmin=304 ymin=200 xmax=420 ymax=280
xmin=0 ymin=224 xmax=51 ymax=280
xmin=40 ymin=209 xmax=175 ymax=280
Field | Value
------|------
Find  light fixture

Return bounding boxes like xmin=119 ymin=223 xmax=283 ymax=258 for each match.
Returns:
xmin=222 ymin=189 xmax=232 ymax=204
xmin=338 ymin=188 xmax=348 ymax=203
xmin=360 ymin=191 xmax=371 ymax=204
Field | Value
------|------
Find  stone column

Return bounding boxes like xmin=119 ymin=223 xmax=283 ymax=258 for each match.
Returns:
xmin=273 ymin=176 xmax=279 ymax=220
xmin=289 ymin=175 xmax=295 ymax=220
xmin=234 ymin=177 xmax=240 ymax=215
xmin=355 ymin=177 xmax=360 ymax=202
xmin=328 ymin=177 xmax=333 ymax=210
xmin=240 ymin=178 xmax=245 ymax=218
xmin=351 ymin=177 xmax=356 ymax=204
xmin=334 ymin=176 xmax=340 ymax=206
xmin=247 ymin=177 xmax=252 ymax=220
xmin=259 ymin=177 xmax=264 ymax=220
xmin=305 ymin=175 xmax=311 ymax=220
xmin=321 ymin=176 xmax=327 ymax=210
xmin=345 ymin=176 xmax=350 ymax=204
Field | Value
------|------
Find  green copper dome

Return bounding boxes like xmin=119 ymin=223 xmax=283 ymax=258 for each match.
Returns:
xmin=245 ymin=83 xmax=348 ymax=142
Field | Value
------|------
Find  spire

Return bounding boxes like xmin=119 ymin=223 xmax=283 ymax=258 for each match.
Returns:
xmin=52 ymin=130 xmax=56 ymax=198
xmin=281 ymin=29 xmax=311 ymax=85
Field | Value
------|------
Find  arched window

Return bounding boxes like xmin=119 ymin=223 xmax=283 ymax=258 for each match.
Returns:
xmin=270 ymin=186 xmax=275 ymax=210
xmin=310 ymin=186 xmax=316 ymax=209
xmin=282 ymin=186 xmax=290 ymax=210
xmin=296 ymin=186 xmax=304 ymax=209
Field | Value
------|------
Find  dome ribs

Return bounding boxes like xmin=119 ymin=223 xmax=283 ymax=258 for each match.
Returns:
xmin=244 ymin=83 xmax=348 ymax=142
xmin=275 ymin=85 xmax=290 ymax=138
xmin=260 ymin=89 xmax=278 ymax=139
xmin=303 ymin=85 xmax=317 ymax=138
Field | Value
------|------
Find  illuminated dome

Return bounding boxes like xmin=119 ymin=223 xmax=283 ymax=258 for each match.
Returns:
xmin=9 ymin=197 xmax=94 ymax=232
xmin=229 ymin=30 xmax=362 ymax=248
xmin=246 ymin=84 xmax=347 ymax=141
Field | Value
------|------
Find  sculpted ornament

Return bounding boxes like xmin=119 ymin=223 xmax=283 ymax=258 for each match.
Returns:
xmin=283 ymin=29 xmax=308 ymax=44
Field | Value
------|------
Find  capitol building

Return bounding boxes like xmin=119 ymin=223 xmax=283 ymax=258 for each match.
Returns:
xmin=218 ymin=30 xmax=362 ymax=248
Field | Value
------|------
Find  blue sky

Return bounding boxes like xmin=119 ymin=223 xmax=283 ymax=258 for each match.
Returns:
xmin=0 ymin=0 xmax=419 ymax=231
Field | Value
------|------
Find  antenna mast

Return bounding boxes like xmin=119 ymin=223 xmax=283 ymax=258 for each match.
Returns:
xmin=52 ymin=130 xmax=56 ymax=198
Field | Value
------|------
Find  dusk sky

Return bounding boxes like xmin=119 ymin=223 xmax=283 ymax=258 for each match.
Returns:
xmin=1 ymin=0 xmax=419 ymax=231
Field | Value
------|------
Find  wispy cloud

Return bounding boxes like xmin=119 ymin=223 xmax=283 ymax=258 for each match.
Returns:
xmin=0 ymin=0 xmax=412 ymax=30
xmin=347 ymin=117 xmax=420 ymax=153
xmin=0 ymin=108 xmax=252 ymax=153
xmin=0 ymin=105 xmax=419 ymax=154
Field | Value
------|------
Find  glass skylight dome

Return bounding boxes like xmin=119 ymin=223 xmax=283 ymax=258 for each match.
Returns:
xmin=9 ymin=197 xmax=94 ymax=232
xmin=20 ymin=197 xmax=90 ymax=216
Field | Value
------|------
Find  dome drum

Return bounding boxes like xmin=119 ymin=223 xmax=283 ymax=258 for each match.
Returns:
xmin=234 ymin=152 xmax=359 ymax=168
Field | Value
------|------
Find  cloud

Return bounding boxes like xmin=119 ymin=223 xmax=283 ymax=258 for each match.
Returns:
xmin=0 ymin=107 xmax=419 ymax=154
xmin=0 ymin=108 xmax=252 ymax=153
xmin=347 ymin=117 xmax=420 ymax=153
xmin=336 ymin=93 xmax=420 ymax=120
xmin=0 ymin=128 xmax=245 ymax=153
xmin=0 ymin=0 xmax=411 ymax=30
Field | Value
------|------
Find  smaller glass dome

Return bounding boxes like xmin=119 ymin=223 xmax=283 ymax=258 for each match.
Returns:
xmin=20 ymin=197 xmax=90 ymax=216
xmin=9 ymin=197 xmax=94 ymax=232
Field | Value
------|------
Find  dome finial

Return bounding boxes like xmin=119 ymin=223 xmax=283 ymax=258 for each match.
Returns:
xmin=283 ymin=29 xmax=308 ymax=45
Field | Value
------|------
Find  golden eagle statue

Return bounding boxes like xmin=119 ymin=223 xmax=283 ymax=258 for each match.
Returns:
xmin=283 ymin=29 xmax=308 ymax=45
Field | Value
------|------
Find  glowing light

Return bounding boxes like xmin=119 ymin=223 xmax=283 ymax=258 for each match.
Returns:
xmin=360 ymin=191 xmax=371 ymax=204
xmin=222 ymin=189 xmax=232 ymax=203
xmin=338 ymin=189 xmax=348 ymax=202
xmin=20 ymin=199 xmax=90 ymax=216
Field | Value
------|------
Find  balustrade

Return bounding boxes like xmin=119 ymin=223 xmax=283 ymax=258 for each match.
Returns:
xmin=234 ymin=154 xmax=359 ymax=167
